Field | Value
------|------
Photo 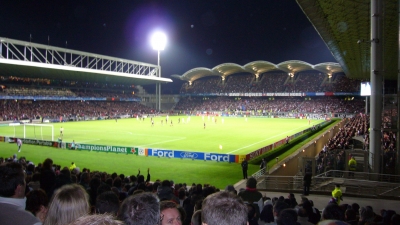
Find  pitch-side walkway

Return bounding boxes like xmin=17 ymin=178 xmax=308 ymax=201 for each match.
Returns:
xmin=233 ymin=179 xmax=400 ymax=212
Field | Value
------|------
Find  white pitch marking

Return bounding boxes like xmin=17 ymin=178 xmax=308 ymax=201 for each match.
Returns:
xmin=226 ymin=125 xmax=312 ymax=154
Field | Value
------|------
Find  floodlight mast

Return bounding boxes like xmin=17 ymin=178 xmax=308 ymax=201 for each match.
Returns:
xmin=151 ymin=32 xmax=167 ymax=112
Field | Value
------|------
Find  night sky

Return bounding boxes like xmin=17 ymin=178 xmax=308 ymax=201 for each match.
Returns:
xmin=0 ymin=1 xmax=336 ymax=93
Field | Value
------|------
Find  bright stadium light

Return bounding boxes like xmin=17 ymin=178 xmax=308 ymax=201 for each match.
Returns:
xmin=151 ymin=31 xmax=167 ymax=52
xmin=150 ymin=31 xmax=167 ymax=112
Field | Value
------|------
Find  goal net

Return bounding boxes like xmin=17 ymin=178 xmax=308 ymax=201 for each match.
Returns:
xmin=11 ymin=123 xmax=54 ymax=141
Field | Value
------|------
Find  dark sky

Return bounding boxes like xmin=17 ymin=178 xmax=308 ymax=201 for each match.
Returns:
xmin=0 ymin=1 xmax=336 ymax=93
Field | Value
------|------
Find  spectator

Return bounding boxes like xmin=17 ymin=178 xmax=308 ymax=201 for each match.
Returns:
xmin=26 ymin=189 xmax=49 ymax=223
xmin=40 ymin=158 xmax=56 ymax=199
xmin=160 ymin=201 xmax=184 ymax=225
xmin=277 ymin=208 xmax=300 ymax=225
xmin=68 ymin=214 xmax=123 ymax=225
xmin=322 ymin=203 xmax=344 ymax=221
xmin=44 ymin=184 xmax=90 ymax=225
xmin=202 ymin=191 xmax=248 ymax=225
xmin=95 ymin=191 xmax=120 ymax=216
xmin=238 ymin=177 xmax=263 ymax=219
xmin=118 ymin=192 xmax=160 ymax=225
xmin=0 ymin=162 xmax=42 ymax=225
xmin=331 ymin=184 xmax=343 ymax=205
xmin=191 ymin=210 xmax=202 ymax=225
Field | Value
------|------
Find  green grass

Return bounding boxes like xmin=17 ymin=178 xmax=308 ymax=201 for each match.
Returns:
xmin=0 ymin=116 xmax=323 ymax=188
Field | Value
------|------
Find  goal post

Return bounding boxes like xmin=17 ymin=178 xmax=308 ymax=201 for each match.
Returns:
xmin=10 ymin=123 xmax=54 ymax=141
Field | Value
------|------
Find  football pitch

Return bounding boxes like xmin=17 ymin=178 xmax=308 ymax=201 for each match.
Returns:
xmin=0 ymin=116 xmax=324 ymax=188
xmin=0 ymin=116 xmax=321 ymax=155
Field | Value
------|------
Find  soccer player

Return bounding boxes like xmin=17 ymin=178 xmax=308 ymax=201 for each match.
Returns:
xmin=60 ymin=127 xmax=64 ymax=137
xmin=71 ymin=140 xmax=76 ymax=150
xmin=151 ymin=120 xmax=154 ymax=127
xmin=17 ymin=138 xmax=22 ymax=152
xmin=204 ymin=122 xmax=206 ymax=129
xmin=170 ymin=120 xmax=173 ymax=126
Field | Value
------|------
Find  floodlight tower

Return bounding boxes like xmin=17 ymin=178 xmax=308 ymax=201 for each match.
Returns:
xmin=150 ymin=31 xmax=167 ymax=112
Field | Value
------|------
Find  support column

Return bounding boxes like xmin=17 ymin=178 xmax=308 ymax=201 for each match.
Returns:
xmin=365 ymin=96 xmax=368 ymax=115
xmin=396 ymin=0 xmax=400 ymax=175
xmin=369 ymin=0 xmax=383 ymax=173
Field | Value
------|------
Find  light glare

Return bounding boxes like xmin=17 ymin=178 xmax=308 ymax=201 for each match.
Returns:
xmin=151 ymin=32 xmax=167 ymax=51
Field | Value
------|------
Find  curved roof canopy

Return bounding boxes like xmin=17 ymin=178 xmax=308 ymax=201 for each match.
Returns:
xmin=173 ymin=61 xmax=342 ymax=82
xmin=296 ymin=0 xmax=398 ymax=80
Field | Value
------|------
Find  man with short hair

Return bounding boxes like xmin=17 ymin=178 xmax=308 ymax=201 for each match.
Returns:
xmin=118 ymin=192 xmax=160 ymax=225
xmin=0 ymin=162 xmax=42 ymax=225
xmin=202 ymin=191 xmax=248 ymax=225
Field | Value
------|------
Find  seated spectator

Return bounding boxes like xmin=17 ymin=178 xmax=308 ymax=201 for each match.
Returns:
xmin=118 ymin=192 xmax=160 ymax=225
xmin=277 ymin=208 xmax=300 ymax=225
xmin=247 ymin=203 xmax=259 ymax=225
xmin=202 ymin=191 xmax=248 ymax=225
xmin=160 ymin=201 xmax=184 ymax=225
xmin=0 ymin=162 xmax=42 ymax=225
xmin=297 ymin=208 xmax=313 ymax=225
xmin=26 ymin=189 xmax=49 ymax=222
xmin=344 ymin=209 xmax=358 ymax=225
xmin=95 ymin=191 xmax=120 ymax=216
xmin=191 ymin=210 xmax=202 ymax=225
xmin=68 ymin=214 xmax=123 ymax=225
xmin=44 ymin=184 xmax=90 ymax=225
xmin=322 ymin=203 xmax=344 ymax=221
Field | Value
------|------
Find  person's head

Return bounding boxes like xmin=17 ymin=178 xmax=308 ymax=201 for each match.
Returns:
xmin=44 ymin=184 xmax=90 ymax=225
xmin=345 ymin=209 xmax=356 ymax=221
xmin=26 ymin=189 xmax=49 ymax=222
xmin=42 ymin=158 xmax=53 ymax=170
xmin=191 ymin=210 xmax=202 ymax=225
xmin=201 ymin=191 xmax=247 ymax=225
xmin=273 ymin=201 xmax=289 ymax=217
xmin=0 ymin=162 xmax=25 ymax=198
xmin=160 ymin=201 xmax=183 ymax=225
xmin=118 ymin=192 xmax=160 ymax=225
xmin=95 ymin=191 xmax=120 ymax=215
xmin=246 ymin=177 xmax=257 ymax=189
xmin=322 ymin=203 xmax=344 ymax=221
xmin=359 ymin=206 xmax=374 ymax=222
xmin=68 ymin=214 xmax=124 ymax=225
xmin=277 ymin=208 xmax=298 ymax=225
xmin=297 ymin=208 xmax=308 ymax=218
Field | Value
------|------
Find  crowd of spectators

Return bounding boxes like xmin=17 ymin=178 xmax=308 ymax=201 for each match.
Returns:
xmin=180 ymin=72 xmax=362 ymax=94
xmin=315 ymin=112 xmax=397 ymax=175
xmin=0 ymin=100 xmax=155 ymax=121
xmin=1 ymin=157 xmax=400 ymax=225
xmin=0 ymin=76 xmax=138 ymax=98
xmin=175 ymin=96 xmax=365 ymax=114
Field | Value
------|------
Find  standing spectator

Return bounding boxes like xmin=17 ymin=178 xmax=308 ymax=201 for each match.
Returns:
xmin=238 ymin=177 xmax=264 ymax=216
xmin=202 ymin=191 xmax=248 ymax=225
xmin=303 ymin=169 xmax=312 ymax=196
xmin=0 ymin=162 xmax=42 ymax=225
xmin=260 ymin=158 xmax=266 ymax=173
xmin=17 ymin=138 xmax=22 ymax=152
xmin=40 ymin=158 xmax=56 ymax=199
xmin=241 ymin=159 xmax=248 ymax=179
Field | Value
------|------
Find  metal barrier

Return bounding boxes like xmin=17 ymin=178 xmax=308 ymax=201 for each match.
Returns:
xmin=254 ymin=170 xmax=400 ymax=197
